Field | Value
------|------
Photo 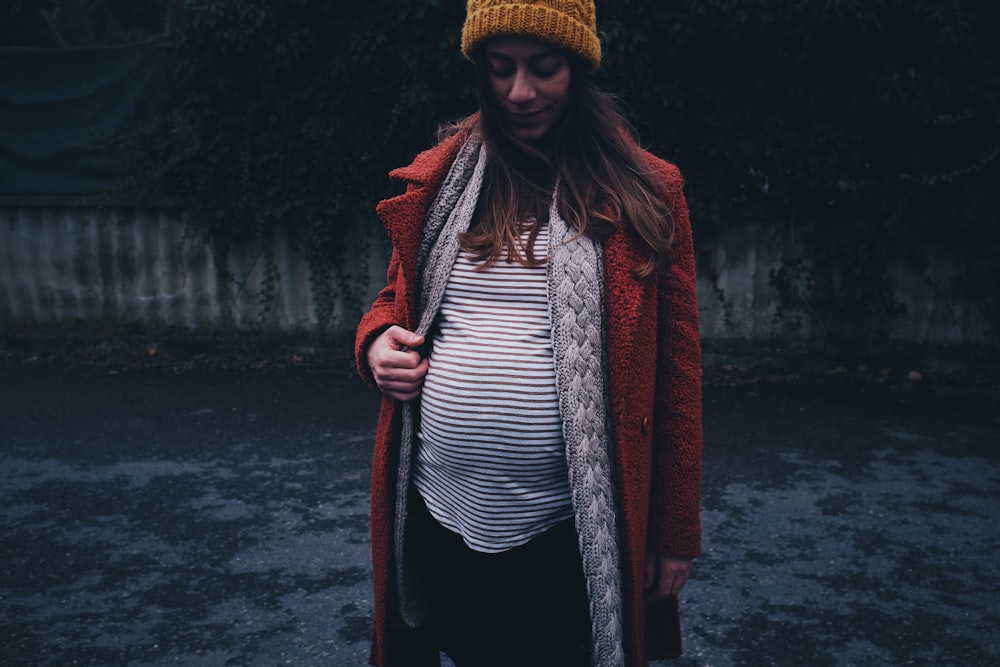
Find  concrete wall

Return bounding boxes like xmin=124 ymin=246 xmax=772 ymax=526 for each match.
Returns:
xmin=0 ymin=205 xmax=384 ymax=331
xmin=0 ymin=206 xmax=992 ymax=343
xmin=694 ymin=220 xmax=994 ymax=344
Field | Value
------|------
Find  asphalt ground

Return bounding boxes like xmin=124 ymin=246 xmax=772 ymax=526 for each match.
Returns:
xmin=1 ymin=354 xmax=998 ymax=666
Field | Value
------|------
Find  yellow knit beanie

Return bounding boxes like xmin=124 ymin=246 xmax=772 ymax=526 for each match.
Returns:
xmin=462 ymin=0 xmax=601 ymax=71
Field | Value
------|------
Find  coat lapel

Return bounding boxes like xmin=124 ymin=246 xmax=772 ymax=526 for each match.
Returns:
xmin=603 ymin=226 xmax=652 ymax=396
xmin=374 ymin=130 xmax=469 ymax=317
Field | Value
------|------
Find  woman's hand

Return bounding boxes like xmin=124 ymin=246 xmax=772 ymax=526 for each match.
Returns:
xmin=644 ymin=551 xmax=693 ymax=601
xmin=367 ymin=326 xmax=429 ymax=402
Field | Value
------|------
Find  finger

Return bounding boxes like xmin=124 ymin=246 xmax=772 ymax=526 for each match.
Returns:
xmin=373 ymin=351 xmax=424 ymax=379
xmin=386 ymin=326 xmax=425 ymax=350
xmin=654 ymin=569 xmax=683 ymax=600
xmin=377 ymin=363 xmax=424 ymax=383
xmin=378 ymin=378 xmax=416 ymax=392
xmin=659 ymin=559 xmax=692 ymax=597
xmin=376 ymin=359 xmax=429 ymax=400
xmin=387 ymin=358 xmax=429 ymax=383
xmin=386 ymin=389 xmax=421 ymax=402
xmin=664 ymin=572 xmax=684 ymax=598
xmin=382 ymin=380 xmax=424 ymax=402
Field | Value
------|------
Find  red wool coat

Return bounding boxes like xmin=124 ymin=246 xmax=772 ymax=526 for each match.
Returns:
xmin=355 ymin=126 xmax=703 ymax=666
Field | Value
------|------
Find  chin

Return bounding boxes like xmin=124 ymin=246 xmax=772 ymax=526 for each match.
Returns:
xmin=513 ymin=126 xmax=552 ymax=143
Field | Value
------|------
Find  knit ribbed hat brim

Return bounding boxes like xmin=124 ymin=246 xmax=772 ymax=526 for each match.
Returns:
xmin=462 ymin=0 xmax=601 ymax=70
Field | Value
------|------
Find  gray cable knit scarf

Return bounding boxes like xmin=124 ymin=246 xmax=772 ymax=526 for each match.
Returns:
xmin=395 ymin=131 xmax=625 ymax=667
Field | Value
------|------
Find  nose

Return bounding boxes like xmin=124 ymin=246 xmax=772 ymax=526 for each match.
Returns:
xmin=508 ymin=68 xmax=535 ymax=105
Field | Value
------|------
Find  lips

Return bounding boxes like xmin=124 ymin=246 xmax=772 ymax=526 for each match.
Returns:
xmin=508 ymin=109 xmax=547 ymax=125
xmin=504 ymin=105 xmax=558 ymax=141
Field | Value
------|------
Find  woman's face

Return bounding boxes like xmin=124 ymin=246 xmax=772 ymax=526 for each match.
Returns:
xmin=483 ymin=36 xmax=572 ymax=143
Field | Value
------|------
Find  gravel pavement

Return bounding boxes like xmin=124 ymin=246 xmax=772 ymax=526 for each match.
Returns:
xmin=1 ymin=362 xmax=998 ymax=666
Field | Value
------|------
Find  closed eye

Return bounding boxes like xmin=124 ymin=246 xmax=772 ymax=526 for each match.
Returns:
xmin=489 ymin=64 xmax=515 ymax=78
xmin=484 ymin=50 xmax=567 ymax=80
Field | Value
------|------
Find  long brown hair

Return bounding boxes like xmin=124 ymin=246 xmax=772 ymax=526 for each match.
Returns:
xmin=452 ymin=56 xmax=675 ymax=277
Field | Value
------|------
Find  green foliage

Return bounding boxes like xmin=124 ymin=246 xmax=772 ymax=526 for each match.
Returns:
xmin=120 ymin=0 xmax=997 ymax=338
xmin=125 ymin=0 xmax=474 ymax=328
xmin=0 ymin=0 xmax=173 ymax=47
xmin=603 ymin=1 xmax=996 ymax=221
xmin=599 ymin=0 xmax=998 ymax=338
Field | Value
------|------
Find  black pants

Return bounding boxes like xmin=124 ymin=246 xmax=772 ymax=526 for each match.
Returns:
xmin=407 ymin=492 xmax=592 ymax=667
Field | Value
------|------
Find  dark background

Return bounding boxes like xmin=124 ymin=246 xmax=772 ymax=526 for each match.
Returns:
xmin=2 ymin=0 xmax=997 ymax=345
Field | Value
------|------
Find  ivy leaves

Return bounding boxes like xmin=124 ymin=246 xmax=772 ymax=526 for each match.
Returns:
xmin=120 ymin=0 xmax=996 ymax=335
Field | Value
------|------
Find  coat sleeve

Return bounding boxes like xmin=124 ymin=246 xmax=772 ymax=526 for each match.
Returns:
xmin=354 ymin=125 xmax=473 ymax=390
xmin=649 ymin=159 xmax=703 ymax=559
xmin=354 ymin=247 xmax=405 ymax=389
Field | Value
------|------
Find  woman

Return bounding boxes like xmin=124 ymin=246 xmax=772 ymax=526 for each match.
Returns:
xmin=355 ymin=2 xmax=702 ymax=665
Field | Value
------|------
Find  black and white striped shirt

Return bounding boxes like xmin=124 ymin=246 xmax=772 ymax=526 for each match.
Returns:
xmin=415 ymin=223 xmax=573 ymax=553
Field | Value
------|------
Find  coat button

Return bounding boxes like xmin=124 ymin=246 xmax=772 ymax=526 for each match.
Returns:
xmin=641 ymin=416 xmax=650 ymax=436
